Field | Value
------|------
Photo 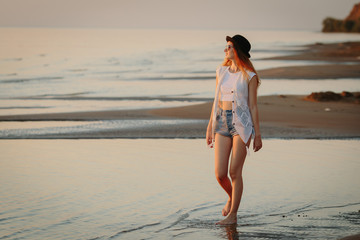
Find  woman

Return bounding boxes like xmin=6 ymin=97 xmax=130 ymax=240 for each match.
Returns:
xmin=206 ymin=35 xmax=262 ymax=225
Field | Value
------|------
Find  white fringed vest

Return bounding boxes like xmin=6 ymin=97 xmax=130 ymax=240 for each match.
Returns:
xmin=211 ymin=66 xmax=256 ymax=144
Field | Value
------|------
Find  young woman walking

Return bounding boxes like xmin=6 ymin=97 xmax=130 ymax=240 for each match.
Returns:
xmin=206 ymin=34 xmax=263 ymax=225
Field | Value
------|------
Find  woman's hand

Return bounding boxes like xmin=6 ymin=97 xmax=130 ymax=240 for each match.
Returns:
xmin=253 ymin=135 xmax=262 ymax=152
xmin=206 ymin=127 xmax=213 ymax=148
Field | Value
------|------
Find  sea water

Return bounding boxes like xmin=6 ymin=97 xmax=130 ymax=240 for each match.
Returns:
xmin=0 ymin=139 xmax=359 ymax=239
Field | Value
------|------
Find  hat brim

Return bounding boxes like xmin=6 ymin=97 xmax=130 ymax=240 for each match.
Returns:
xmin=226 ymin=36 xmax=233 ymax=42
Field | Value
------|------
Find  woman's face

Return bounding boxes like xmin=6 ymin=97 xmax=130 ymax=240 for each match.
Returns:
xmin=224 ymin=41 xmax=235 ymax=60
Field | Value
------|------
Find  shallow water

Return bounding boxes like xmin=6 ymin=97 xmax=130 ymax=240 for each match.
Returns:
xmin=0 ymin=139 xmax=359 ymax=239
xmin=0 ymin=119 xmax=208 ymax=138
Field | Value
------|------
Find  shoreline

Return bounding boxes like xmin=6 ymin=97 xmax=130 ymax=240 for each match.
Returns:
xmin=0 ymin=94 xmax=359 ymax=139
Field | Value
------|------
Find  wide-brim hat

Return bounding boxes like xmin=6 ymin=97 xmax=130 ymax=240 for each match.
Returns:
xmin=226 ymin=35 xmax=251 ymax=58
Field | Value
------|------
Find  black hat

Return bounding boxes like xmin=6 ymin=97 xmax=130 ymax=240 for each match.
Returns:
xmin=226 ymin=35 xmax=251 ymax=58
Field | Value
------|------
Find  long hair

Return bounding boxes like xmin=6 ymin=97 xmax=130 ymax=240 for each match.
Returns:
xmin=222 ymin=47 xmax=261 ymax=86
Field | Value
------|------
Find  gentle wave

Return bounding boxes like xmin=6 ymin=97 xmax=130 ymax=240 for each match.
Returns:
xmin=109 ymin=222 xmax=161 ymax=238
xmin=0 ymin=76 xmax=63 ymax=84
xmin=135 ymin=76 xmax=214 ymax=81
xmin=10 ymin=96 xmax=212 ymax=102
xmin=0 ymin=106 xmax=51 ymax=110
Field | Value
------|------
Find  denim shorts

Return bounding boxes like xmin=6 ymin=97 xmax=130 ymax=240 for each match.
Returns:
xmin=214 ymin=108 xmax=239 ymax=138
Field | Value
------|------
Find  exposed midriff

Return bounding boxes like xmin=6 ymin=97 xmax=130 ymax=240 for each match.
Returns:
xmin=218 ymin=101 xmax=232 ymax=110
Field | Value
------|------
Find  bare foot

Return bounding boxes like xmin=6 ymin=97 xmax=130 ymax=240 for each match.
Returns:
xmin=222 ymin=199 xmax=232 ymax=216
xmin=216 ymin=212 xmax=237 ymax=225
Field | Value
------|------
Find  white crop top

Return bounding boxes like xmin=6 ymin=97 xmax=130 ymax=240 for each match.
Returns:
xmin=220 ymin=70 xmax=238 ymax=101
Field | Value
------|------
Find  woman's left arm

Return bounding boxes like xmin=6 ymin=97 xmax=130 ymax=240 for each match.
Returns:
xmin=249 ymin=75 xmax=262 ymax=152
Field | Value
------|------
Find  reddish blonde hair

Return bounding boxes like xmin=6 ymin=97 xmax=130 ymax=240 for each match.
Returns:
xmin=222 ymin=46 xmax=261 ymax=86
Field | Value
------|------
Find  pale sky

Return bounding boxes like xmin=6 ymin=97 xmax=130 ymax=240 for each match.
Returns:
xmin=0 ymin=0 xmax=359 ymax=30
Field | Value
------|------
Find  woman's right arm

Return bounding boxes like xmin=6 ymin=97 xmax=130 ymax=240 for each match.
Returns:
xmin=206 ymin=75 xmax=219 ymax=147
xmin=206 ymin=111 xmax=213 ymax=147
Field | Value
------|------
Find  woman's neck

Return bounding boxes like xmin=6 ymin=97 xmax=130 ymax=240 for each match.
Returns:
xmin=228 ymin=63 xmax=240 ymax=73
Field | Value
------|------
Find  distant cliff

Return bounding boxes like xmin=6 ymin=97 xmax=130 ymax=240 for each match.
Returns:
xmin=322 ymin=3 xmax=360 ymax=32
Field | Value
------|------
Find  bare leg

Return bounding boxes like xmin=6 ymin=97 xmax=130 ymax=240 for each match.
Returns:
xmin=216 ymin=135 xmax=250 ymax=225
xmin=214 ymin=133 xmax=233 ymax=216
